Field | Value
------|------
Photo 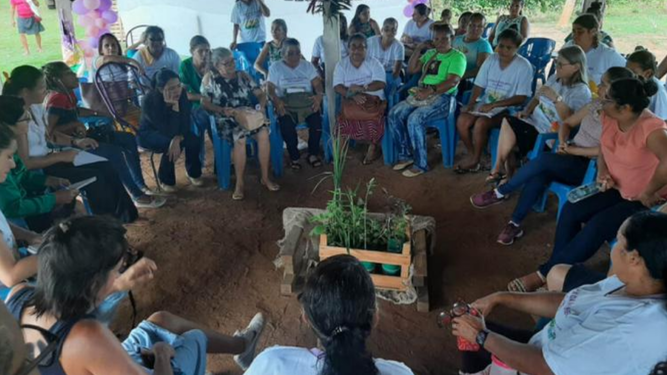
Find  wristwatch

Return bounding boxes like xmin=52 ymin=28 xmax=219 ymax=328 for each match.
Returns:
xmin=555 ymin=95 xmax=563 ymax=103
xmin=476 ymin=329 xmax=490 ymax=347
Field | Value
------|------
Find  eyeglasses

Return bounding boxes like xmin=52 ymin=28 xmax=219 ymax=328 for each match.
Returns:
xmin=148 ymin=38 xmax=164 ymax=42
xmin=555 ymin=61 xmax=573 ymax=68
xmin=436 ymin=300 xmax=480 ymax=327
xmin=220 ymin=59 xmax=236 ymax=67
xmin=15 ymin=324 xmax=59 ymax=375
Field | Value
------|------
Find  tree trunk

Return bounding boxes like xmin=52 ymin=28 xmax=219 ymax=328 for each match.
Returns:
xmin=322 ymin=4 xmax=341 ymax=138
xmin=558 ymin=0 xmax=577 ymax=27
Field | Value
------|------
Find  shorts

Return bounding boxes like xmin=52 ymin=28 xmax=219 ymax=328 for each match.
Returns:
xmin=505 ymin=116 xmax=539 ymax=158
xmin=17 ymin=17 xmax=45 ymax=35
xmin=122 ymin=320 xmax=208 ymax=375
xmin=562 ymin=264 xmax=606 ymax=293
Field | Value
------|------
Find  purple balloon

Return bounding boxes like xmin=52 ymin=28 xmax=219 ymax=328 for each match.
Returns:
xmin=88 ymin=36 xmax=100 ymax=49
xmin=403 ymin=4 xmax=414 ymax=17
xmin=97 ymin=0 xmax=112 ymax=12
xmin=72 ymin=0 xmax=88 ymax=15
xmin=102 ymin=10 xmax=118 ymax=24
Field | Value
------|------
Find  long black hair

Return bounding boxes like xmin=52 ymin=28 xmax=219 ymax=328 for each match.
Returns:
xmin=1 ymin=65 xmax=43 ymax=96
xmin=608 ymin=76 xmax=659 ymax=113
xmin=623 ymin=211 xmax=667 ymax=289
xmin=0 ymin=96 xmax=26 ymax=127
xmin=41 ymin=61 xmax=71 ymax=93
xmin=299 ymin=255 xmax=378 ymax=375
xmin=98 ymin=33 xmax=123 ymax=56
xmin=627 ymin=47 xmax=658 ymax=77
xmin=30 ymin=216 xmax=128 ymax=320
xmin=350 ymin=4 xmax=371 ymax=32
xmin=0 ymin=124 xmax=16 ymax=151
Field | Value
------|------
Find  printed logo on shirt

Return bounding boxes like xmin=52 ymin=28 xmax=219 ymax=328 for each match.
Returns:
xmin=244 ymin=18 xmax=260 ymax=30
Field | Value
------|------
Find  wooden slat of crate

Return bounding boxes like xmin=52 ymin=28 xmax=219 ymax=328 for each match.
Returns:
xmin=279 ymin=226 xmax=304 ymax=296
xmin=319 ymin=234 xmax=411 ymax=292
xmin=412 ymin=230 xmax=427 ymax=287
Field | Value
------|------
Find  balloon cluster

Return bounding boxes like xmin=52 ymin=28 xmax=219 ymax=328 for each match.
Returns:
xmin=72 ymin=0 xmax=118 ymax=54
xmin=403 ymin=0 xmax=428 ymax=17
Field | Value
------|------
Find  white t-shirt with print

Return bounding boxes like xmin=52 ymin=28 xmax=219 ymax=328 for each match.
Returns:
xmin=528 ymin=276 xmax=667 ymax=375
xmin=585 ymin=44 xmax=626 ymax=85
xmin=650 ymin=76 xmax=667 ymax=120
xmin=312 ymin=35 xmax=348 ymax=62
xmin=245 ymin=346 xmax=415 ymax=375
xmin=268 ymin=60 xmax=319 ymax=97
xmin=230 ymin=0 xmax=266 ymax=43
xmin=27 ymin=104 xmax=50 ymax=158
xmin=474 ymin=54 xmax=533 ymax=106
xmin=367 ymin=36 xmax=405 ymax=72
xmin=526 ymin=75 xmax=591 ymax=133
xmin=333 ymin=56 xmax=387 ymax=100
xmin=402 ymin=19 xmax=434 ymax=44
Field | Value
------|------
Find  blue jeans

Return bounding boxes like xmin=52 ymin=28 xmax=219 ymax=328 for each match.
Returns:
xmin=497 ymin=153 xmax=590 ymax=224
xmin=137 ymin=130 xmax=202 ymax=186
xmin=538 ymin=189 xmax=646 ymax=276
xmin=89 ymin=132 xmax=146 ymax=199
xmin=192 ymin=107 xmax=213 ymax=165
xmin=388 ymin=94 xmax=451 ymax=172
xmin=122 ymin=320 xmax=208 ymax=375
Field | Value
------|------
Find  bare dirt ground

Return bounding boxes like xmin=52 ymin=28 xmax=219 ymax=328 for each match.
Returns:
xmin=111 ymin=133 xmax=609 ymax=375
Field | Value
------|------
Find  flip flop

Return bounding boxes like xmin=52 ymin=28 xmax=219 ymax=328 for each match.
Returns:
xmin=507 ymin=278 xmax=527 ymax=293
xmin=307 ymin=155 xmax=322 ymax=168
xmin=393 ymin=160 xmax=414 ymax=171
xmin=454 ymin=163 xmax=482 ymax=175
xmin=402 ymin=168 xmax=424 ymax=178
xmin=232 ymin=191 xmax=244 ymax=201
xmin=290 ymin=161 xmax=302 ymax=170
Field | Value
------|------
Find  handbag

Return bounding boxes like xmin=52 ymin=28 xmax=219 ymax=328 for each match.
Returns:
xmin=80 ymin=82 xmax=112 ymax=117
xmin=283 ymin=92 xmax=315 ymax=123
xmin=405 ymin=51 xmax=440 ymax=107
xmin=231 ymin=107 xmax=269 ymax=132
xmin=340 ymin=94 xmax=387 ymax=122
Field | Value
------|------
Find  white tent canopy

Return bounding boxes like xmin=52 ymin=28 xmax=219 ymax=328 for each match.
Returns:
xmin=116 ymin=0 xmax=407 ymax=58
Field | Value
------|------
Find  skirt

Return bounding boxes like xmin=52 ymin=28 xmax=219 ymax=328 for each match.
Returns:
xmin=337 ymin=116 xmax=385 ymax=144
xmin=17 ymin=17 xmax=45 ymax=35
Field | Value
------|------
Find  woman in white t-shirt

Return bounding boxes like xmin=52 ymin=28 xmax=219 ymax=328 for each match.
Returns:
xmin=267 ymin=38 xmax=324 ymax=169
xmin=401 ymin=3 xmax=434 ymax=58
xmin=490 ymin=45 xmax=591 ymax=179
xmin=455 ymin=29 xmax=532 ymax=173
xmin=451 ymin=211 xmax=667 ymax=375
xmin=230 ymin=0 xmax=270 ymax=50
xmin=245 ymin=254 xmax=414 ymax=375
xmin=367 ymin=18 xmax=405 ymax=100
xmin=311 ymin=15 xmax=349 ymax=78
xmin=0 ymin=124 xmax=41 ymax=301
xmin=571 ymin=14 xmax=626 ymax=88
xmin=626 ymin=48 xmax=667 ymax=120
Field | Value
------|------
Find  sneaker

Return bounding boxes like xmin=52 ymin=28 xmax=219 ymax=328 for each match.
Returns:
xmin=497 ymin=222 xmax=524 ymax=246
xmin=233 ymin=313 xmax=266 ymax=370
xmin=187 ymin=175 xmax=205 ymax=187
xmin=159 ymin=183 xmax=178 ymax=193
xmin=470 ymin=190 xmax=505 ymax=209
xmin=133 ymin=195 xmax=167 ymax=209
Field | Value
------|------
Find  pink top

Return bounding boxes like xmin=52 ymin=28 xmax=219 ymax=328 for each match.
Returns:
xmin=601 ymin=110 xmax=667 ymax=200
xmin=11 ymin=0 xmax=34 ymax=18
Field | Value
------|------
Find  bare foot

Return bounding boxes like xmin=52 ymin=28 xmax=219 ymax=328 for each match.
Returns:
xmin=261 ymin=179 xmax=280 ymax=192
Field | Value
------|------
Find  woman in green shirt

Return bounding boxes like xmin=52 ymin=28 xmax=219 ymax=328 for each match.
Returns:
xmin=388 ymin=22 xmax=466 ymax=177
xmin=179 ymin=35 xmax=212 ymax=148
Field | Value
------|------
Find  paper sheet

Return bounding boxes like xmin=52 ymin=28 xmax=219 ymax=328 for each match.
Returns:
xmin=73 ymin=151 xmax=108 ymax=166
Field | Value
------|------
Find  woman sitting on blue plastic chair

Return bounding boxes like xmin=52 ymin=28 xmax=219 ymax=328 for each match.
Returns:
xmin=388 ymin=22 xmax=465 ymax=177
xmin=367 ymin=18 xmax=405 ymax=106
xmin=137 ymin=69 xmax=204 ymax=192
xmin=470 ymin=67 xmax=634 ymax=246
xmin=267 ymin=38 xmax=324 ymax=170
xmin=455 ymin=29 xmax=532 ymax=173
xmin=507 ymin=76 xmax=667 ymax=293
xmin=201 ymin=47 xmax=279 ymax=201
xmin=254 ymin=19 xmax=288 ymax=79
xmin=488 ymin=45 xmax=591 ymax=181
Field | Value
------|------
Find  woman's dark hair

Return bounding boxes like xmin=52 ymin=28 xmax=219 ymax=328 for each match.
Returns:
xmin=152 ymin=68 xmax=180 ymax=90
xmin=573 ymin=14 xmax=600 ymax=46
xmin=650 ymin=361 xmax=667 ymax=375
xmin=585 ymin=1 xmax=604 ymax=20
xmin=2 ymin=65 xmax=43 ymax=96
xmin=339 ymin=14 xmax=349 ymax=41
xmin=605 ymin=66 xmax=635 ymax=82
xmin=469 ymin=12 xmax=486 ymax=24
xmin=458 ymin=11 xmax=472 ymax=23
xmin=497 ymin=28 xmax=523 ymax=47
xmin=383 ymin=17 xmax=398 ymax=29
xmin=414 ymin=3 xmax=430 ymax=17
xmin=145 ymin=25 xmax=165 ymax=39
xmin=299 ymin=255 xmax=378 ymax=375
xmin=623 ymin=211 xmax=667 ymax=288
xmin=271 ymin=18 xmax=288 ymax=35
xmin=42 ymin=61 xmax=71 ymax=92
xmin=189 ymin=35 xmax=210 ymax=53
xmin=431 ymin=22 xmax=454 ymax=37
xmin=0 ymin=96 xmax=26 ymax=128
xmin=282 ymin=38 xmax=300 ymax=56
xmin=627 ymin=47 xmax=658 ymax=77
xmin=608 ymin=76 xmax=659 ymax=113
xmin=0 ymin=124 xmax=16 ymax=151
xmin=347 ymin=33 xmax=367 ymax=48
xmin=351 ymin=4 xmax=371 ymax=32
xmin=30 ymin=216 xmax=128 ymax=320
xmin=440 ymin=8 xmax=451 ymax=20
xmin=98 ymin=33 xmax=122 ymax=56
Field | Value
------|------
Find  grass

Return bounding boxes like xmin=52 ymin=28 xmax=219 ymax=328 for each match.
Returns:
xmin=0 ymin=2 xmax=665 ymax=78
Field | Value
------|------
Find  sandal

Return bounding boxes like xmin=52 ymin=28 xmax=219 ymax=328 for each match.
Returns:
xmin=454 ymin=163 xmax=482 ymax=175
xmin=232 ymin=191 xmax=245 ymax=201
xmin=290 ymin=160 xmax=302 ymax=170
xmin=393 ymin=160 xmax=414 ymax=171
xmin=261 ymin=180 xmax=280 ymax=192
xmin=508 ymin=272 xmax=545 ymax=293
xmin=507 ymin=278 xmax=527 ymax=293
xmin=485 ymin=172 xmax=507 ymax=186
xmin=402 ymin=168 xmax=424 ymax=178
xmin=307 ymin=155 xmax=322 ymax=168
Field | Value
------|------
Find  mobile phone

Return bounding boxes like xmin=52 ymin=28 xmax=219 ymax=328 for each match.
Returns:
xmin=567 ymin=182 xmax=601 ymax=204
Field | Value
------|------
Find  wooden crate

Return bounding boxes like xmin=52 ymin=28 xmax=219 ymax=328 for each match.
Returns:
xmin=319 ymin=234 xmax=411 ymax=292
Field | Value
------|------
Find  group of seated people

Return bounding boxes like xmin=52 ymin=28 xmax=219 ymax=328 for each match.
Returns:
xmin=1 ymin=0 xmax=667 ymax=373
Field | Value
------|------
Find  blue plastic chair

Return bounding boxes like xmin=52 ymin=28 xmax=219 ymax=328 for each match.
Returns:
xmin=489 ymin=131 xmax=557 ymax=171
xmin=233 ymin=50 xmax=251 ymax=73
xmin=268 ymin=102 xmax=319 ymax=177
xmin=209 ymin=116 xmax=258 ymax=190
xmin=518 ymin=38 xmax=556 ymax=94
xmin=234 ymin=42 xmax=264 ymax=81
xmin=533 ymin=159 xmax=598 ymax=221
xmin=383 ymin=95 xmax=458 ymax=168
